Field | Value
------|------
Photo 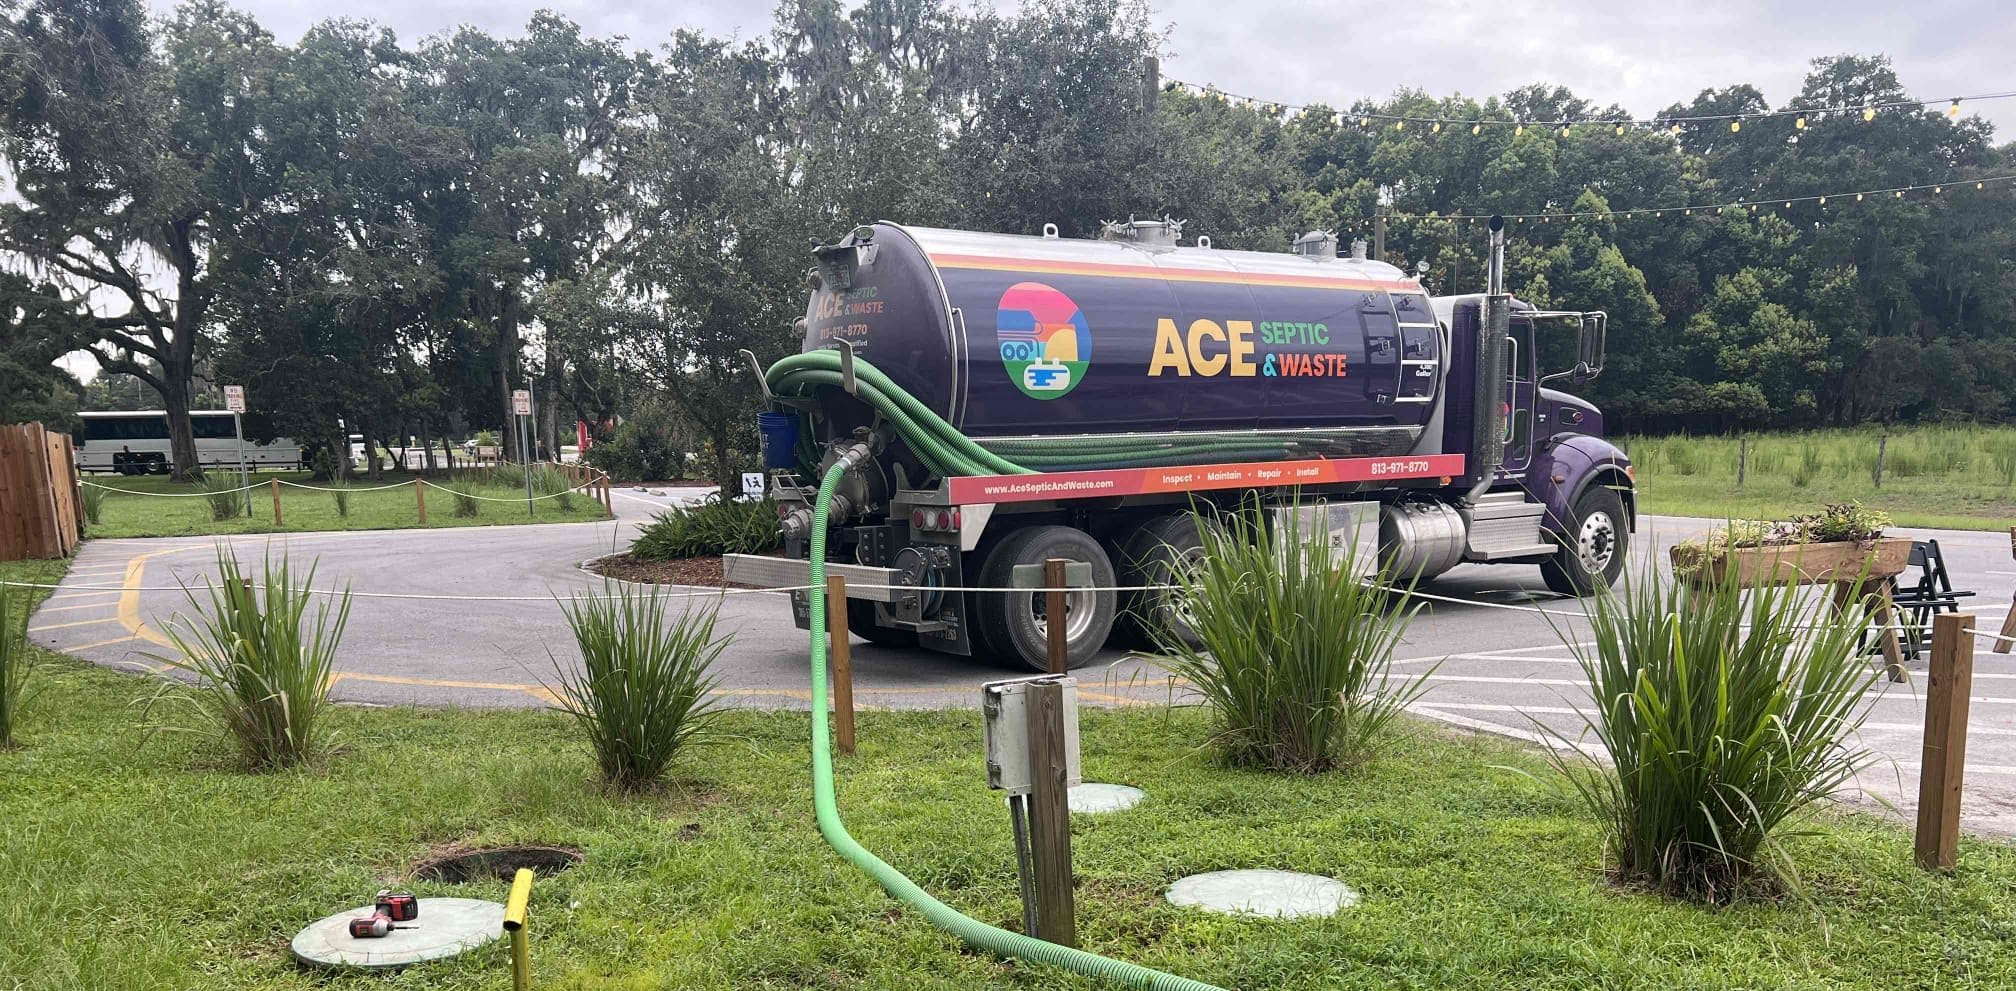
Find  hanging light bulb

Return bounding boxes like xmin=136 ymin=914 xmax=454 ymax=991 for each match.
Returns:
xmin=1863 ymin=106 xmax=1876 ymax=122
xmin=1949 ymin=98 xmax=1962 ymax=117
xmin=1894 ymin=189 xmax=1904 ymax=197
xmin=1934 ymin=185 xmax=1942 ymax=194
xmin=1795 ymin=115 xmax=1807 ymax=129
xmin=1784 ymin=201 xmax=1792 ymax=208
xmin=1670 ymin=122 xmax=1682 ymax=135
xmin=1471 ymin=122 xmax=1482 ymax=135
xmin=1394 ymin=119 xmax=1405 ymax=130
xmin=1748 ymin=203 xmax=1757 ymax=213
xmin=1614 ymin=123 xmax=1625 ymax=135
xmin=1358 ymin=116 xmax=1368 ymax=127
xmin=1684 ymin=208 xmax=1692 ymax=216
xmin=1431 ymin=121 xmax=1442 ymax=133
xmin=1818 ymin=196 xmax=1827 ymax=205
xmin=1855 ymin=192 xmax=1864 ymax=201
xmin=1515 ymin=123 xmax=1525 ymax=135
xmin=1730 ymin=118 xmax=1742 ymax=133
xmin=1978 ymin=181 xmax=1986 ymax=189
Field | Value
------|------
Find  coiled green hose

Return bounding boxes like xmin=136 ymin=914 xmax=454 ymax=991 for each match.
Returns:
xmin=805 ymin=460 xmax=1226 ymax=991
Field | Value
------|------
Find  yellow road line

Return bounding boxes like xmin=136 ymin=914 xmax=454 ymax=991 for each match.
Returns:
xmin=117 ymin=545 xmax=199 ymax=649
xmin=65 ymin=634 xmax=142 ymax=652
xmin=45 ymin=590 xmax=122 ymax=602
xmin=327 ymin=671 xmax=561 ymax=707
xmin=28 ymin=616 xmax=121 ymax=633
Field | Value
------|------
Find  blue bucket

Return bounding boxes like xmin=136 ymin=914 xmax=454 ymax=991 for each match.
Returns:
xmin=757 ymin=412 xmax=801 ymax=470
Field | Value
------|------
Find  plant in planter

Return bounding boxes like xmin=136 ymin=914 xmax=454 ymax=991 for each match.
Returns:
xmin=1669 ymin=502 xmax=1907 ymax=587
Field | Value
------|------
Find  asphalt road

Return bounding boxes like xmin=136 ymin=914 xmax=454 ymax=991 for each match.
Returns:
xmin=27 ymin=486 xmax=2016 ymax=832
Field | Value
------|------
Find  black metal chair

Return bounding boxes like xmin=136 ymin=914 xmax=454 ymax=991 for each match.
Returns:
xmin=1887 ymin=539 xmax=1974 ymax=661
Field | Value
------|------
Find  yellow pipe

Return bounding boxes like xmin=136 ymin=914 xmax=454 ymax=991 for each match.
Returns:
xmin=504 ymin=867 xmax=533 ymax=990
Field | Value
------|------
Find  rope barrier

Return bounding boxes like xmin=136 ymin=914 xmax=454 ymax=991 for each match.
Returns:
xmin=275 ymin=478 xmax=416 ymax=493
xmin=419 ymin=478 xmax=603 ymax=502
xmin=80 ymin=480 xmax=261 ymax=497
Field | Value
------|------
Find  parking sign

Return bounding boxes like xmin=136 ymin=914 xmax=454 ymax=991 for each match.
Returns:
xmin=223 ymin=385 xmax=245 ymax=413
xmin=511 ymin=389 xmax=532 ymax=416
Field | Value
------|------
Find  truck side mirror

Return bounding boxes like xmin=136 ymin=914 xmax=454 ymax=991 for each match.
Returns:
xmin=1577 ymin=313 xmax=1607 ymax=379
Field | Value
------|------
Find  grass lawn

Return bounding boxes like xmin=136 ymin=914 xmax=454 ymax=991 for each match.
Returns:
xmin=6 ymin=561 xmax=2016 ymax=990
xmin=1626 ymin=426 xmax=2016 ymax=530
xmin=82 ymin=470 xmax=609 ymax=539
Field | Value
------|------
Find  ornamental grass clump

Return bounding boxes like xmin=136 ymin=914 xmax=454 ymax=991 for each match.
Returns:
xmin=0 ymin=585 xmax=35 ymax=748
xmin=1153 ymin=504 xmax=1429 ymax=773
xmin=631 ymin=494 xmax=779 ymax=560
xmin=144 ymin=549 xmax=351 ymax=770
xmin=79 ymin=482 xmax=107 ymax=526
xmin=328 ymin=480 xmax=351 ymax=518
xmin=552 ymin=583 xmax=726 ymax=791
xmin=198 ymin=471 xmax=241 ymax=522
xmin=1549 ymin=562 xmax=1879 ymax=903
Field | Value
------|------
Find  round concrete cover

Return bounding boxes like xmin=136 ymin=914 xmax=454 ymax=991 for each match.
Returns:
xmin=1069 ymin=782 xmax=1145 ymax=814
xmin=291 ymin=897 xmax=505 ymax=969
xmin=1167 ymin=870 xmax=1359 ymax=919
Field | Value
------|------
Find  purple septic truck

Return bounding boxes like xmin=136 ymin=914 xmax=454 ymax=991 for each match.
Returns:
xmin=725 ymin=216 xmax=1633 ymax=672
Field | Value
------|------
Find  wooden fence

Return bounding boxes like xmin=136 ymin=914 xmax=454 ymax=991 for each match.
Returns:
xmin=0 ymin=422 xmax=83 ymax=561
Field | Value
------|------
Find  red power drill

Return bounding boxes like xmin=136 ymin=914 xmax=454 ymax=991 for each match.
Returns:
xmin=346 ymin=889 xmax=420 ymax=939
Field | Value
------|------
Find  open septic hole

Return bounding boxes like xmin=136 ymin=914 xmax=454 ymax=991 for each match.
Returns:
xmin=414 ymin=845 xmax=582 ymax=885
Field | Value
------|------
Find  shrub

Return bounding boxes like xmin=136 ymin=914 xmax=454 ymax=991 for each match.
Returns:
xmin=530 ymin=463 xmax=575 ymax=512
xmin=585 ymin=412 xmax=691 ymax=482
xmin=1796 ymin=501 xmax=1889 ymax=543
xmin=144 ymin=550 xmax=351 ymax=770
xmin=1548 ymin=563 xmax=1877 ymax=902
xmin=198 ymin=471 xmax=241 ymax=522
xmin=0 ymin=584 xmax=35 ymax=748
xmin=552 ymin=583 xmax=725 ymax=790
xmin=80 ymin=482 xmax=107 ymax=526
xmin=452 ymin=489 xmax=480 ymax=518
xmin=328 ymin=480 xmax=351 ymax=518
xmin=1152 ymin=504 xmax=1429 ymax=773
xmin=631 ymin=494 xmax=779 ymax=560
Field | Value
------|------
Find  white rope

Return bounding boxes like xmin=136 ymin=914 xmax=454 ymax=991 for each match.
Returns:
xmin=80 ymin=480 xmax=260 ymax=498
xmin=276 ymin=478 xmax=415 ymax=493
xmin=420 ymin=478 xmax=603 ymax=502
xmin=0 ymin=579 xmax=798 ymax=601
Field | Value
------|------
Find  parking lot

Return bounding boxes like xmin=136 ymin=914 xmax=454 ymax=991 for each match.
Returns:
xmin=27 ymin=490 xmax=2016 ymax=832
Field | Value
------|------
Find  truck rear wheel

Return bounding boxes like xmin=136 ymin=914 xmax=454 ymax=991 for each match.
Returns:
xmin=1541 ymin=485 xmax=1629 ymax=596
xmin=1116 ymin=513 xmax=1211 ymax=651
xmin=974 ymin=524 xmax=1117 ymax=672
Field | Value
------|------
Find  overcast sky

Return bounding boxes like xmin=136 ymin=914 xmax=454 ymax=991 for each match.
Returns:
xmin=154 ymin=0 xmax=2016 ymax=137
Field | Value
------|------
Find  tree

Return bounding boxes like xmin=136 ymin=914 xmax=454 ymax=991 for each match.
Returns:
xmin=0 ymin=0 xmax=279 ymax=477
xmin=0 ymin=272 xmax=88 ymax=426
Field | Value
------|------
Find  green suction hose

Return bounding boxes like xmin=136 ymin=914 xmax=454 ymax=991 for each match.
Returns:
xmin=804 ymin=459 xmax=1226 ymax=991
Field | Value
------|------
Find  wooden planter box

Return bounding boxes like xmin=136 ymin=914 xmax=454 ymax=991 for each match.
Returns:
xmin=1668 ymin=537 xmax=1912 ymax=587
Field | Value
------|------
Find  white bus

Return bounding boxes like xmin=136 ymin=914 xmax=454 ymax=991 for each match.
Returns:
xmin=76 ymin=410 xmax=303 ymax=475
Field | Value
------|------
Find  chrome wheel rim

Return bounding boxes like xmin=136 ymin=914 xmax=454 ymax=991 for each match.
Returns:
xmin=1032 ymin=585 xmax=1097 ymax=642
xmin=1577 ymin=511 xmax=1617 ymax=574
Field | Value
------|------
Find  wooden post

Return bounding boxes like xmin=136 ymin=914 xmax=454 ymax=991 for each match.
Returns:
xmin=1873 ymin=579 xmax=1905 ymax=683
xmin=270 ymin=478 xmax=283 ymax=526
xmin=1024 ymin=679 xmax=1076 ymax=946
xmin=827 ymin=574 xmax=855 ymax=756
xmin=1044 ymin=558 xmax=1069 ymax=675
xmin=1916 ymin=612 xmax=1976 ymax=871
xmin=415 ymin=478 xmax=427 ymax=525
xmin=1873 ymin=433 xmax=1888 ymax=489
xmin=1996 ymin=528 xmax=2015 ymax=656
xmin=1736 ymin=436 xmax=1747 ymax=488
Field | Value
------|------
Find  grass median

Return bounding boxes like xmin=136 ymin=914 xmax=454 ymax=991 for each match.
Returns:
xmin=81 ymin=469 xmax=610 ymax=539
xmin=3 ymin=554 xmax=2013 ymax=989
xmin=1626 ymin=425 xmax=2016 ymax=530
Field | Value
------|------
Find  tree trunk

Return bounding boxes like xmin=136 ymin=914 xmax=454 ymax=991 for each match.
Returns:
xmin=161 ymin=369 xmax=198 ymax=481
xmin=421 ymin=422 xmax=437 ymax=473
xmin=494 ymin=285 xmax=521 ymax=460
xmin=711 ymin=428 xmax=734 ymax=492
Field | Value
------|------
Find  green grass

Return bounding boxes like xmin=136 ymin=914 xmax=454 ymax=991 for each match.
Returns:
xmin=4 ymin=555 xmax=2016 ymax=989
xmin=1626 ymin=425 xmax=2016 ymax=530
xmin=81 ymin=470 xmax=608 ymax=538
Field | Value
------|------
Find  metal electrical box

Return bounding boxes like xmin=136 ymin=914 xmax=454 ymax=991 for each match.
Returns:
xmin=981 ymin=675 xmax=1082 ymax=795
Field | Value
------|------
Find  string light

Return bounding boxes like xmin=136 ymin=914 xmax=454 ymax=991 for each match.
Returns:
xmin=1369 ymin=172 xmax=2015 ymax=224
xmin=1515 ymin=123 xmax=1525 ymax=135
xmin=1471 ymin=123 xmax=1481 ymax=135
xmin=1164 ymin=77 xmax=2016 ymax=132
xmin=1730 ymin=119 xmax=1742 ymax=132
xmin=1432 ymin=121 xmax=1442 ymax=133
xmin=1614 ymin=123 xmax=1625 ymax=135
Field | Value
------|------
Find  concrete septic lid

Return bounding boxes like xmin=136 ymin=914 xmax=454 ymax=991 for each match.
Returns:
xmin=1166 ymin=870 xmax=1359 ymax=919
xmin=291 ymin=897 xmax=505 ymax=970
xmin=1069 ymin=782 xmax=1146 ymax=814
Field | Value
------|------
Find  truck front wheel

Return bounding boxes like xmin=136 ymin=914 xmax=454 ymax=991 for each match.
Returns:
xmin=1541 ymin=485 xmax=1629 ymax=596
xmin=974 ymin=524 xmax=1118 ymax=671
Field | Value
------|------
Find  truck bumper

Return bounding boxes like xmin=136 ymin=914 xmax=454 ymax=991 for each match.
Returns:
xmin=720 ymin=554 xmax=905 ymax=601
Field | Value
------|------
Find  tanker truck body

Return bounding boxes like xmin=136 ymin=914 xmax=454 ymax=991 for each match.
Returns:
xmin=724 ymin=219 xmax=1634 ymax=671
